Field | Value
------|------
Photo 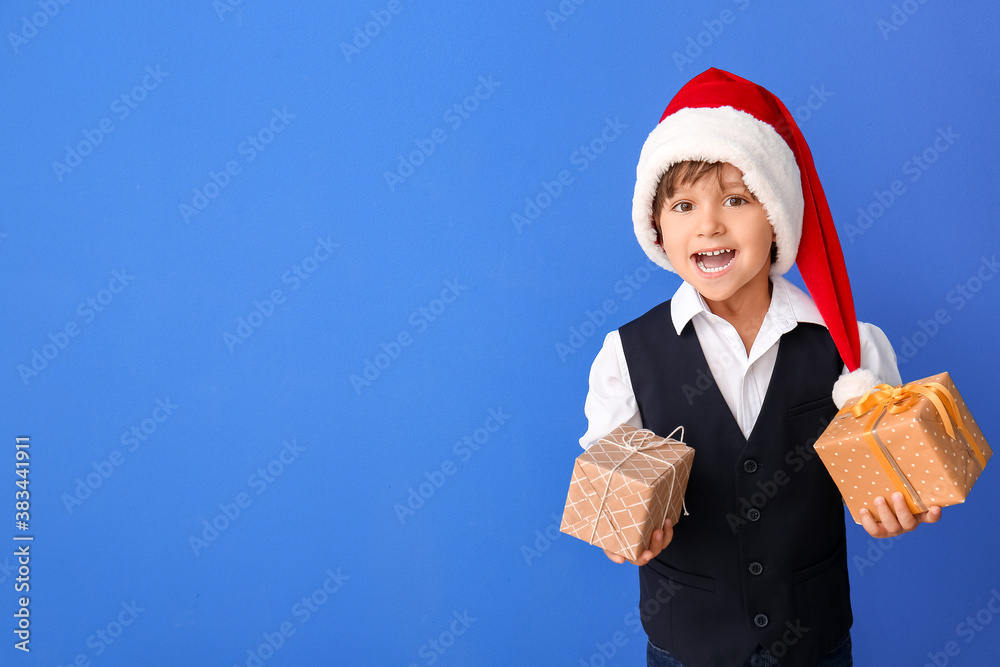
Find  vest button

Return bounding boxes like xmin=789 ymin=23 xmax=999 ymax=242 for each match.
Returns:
xmin=743 ymin=459 xmax=758 ymax=473
xmin=747 ymin=508 xmax=761 ymax=521
xmin=749 ymin=561 xmax=763 ymax=575
xmin=754 ymin=613 xmax=769 ymax=628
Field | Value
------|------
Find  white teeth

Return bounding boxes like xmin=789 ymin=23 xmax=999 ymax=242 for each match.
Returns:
xmin=696 ymin=254 xmax=735 ymax=273
xmin=697 ymin=249 xmax=733 ymax=256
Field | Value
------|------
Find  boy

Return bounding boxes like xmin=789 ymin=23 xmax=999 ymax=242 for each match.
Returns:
xmin=580 ymin=69 xmax=941 ymax=666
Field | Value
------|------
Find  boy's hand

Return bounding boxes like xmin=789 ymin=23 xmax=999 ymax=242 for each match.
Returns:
xmin=603 ymin=519 xmax=673 ymax=565
xmin=860 ymin=492 xmax=941 ymax=538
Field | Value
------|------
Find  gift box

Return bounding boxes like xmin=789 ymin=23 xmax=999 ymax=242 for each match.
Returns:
xmin=814 ymin=372 xmax=991 ymax=524
xmin=560 ymin=424 xmax=694 ymax=562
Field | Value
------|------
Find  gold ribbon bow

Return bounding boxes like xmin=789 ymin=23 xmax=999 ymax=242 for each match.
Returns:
xmin=846 ymin=381 xmax=986 ymax=515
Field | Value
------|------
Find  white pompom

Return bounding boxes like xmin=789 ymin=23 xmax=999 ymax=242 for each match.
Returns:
xmin=832 ymin=368 xmax=880 ymax=409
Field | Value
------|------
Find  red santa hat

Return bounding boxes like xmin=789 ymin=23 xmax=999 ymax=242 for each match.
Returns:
xmin=632 ymin=68 xmax=878 ymax=406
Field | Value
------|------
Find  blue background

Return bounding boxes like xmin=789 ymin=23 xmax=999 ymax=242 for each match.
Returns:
xmin=2 ymin=1 xmax=999 ymax=665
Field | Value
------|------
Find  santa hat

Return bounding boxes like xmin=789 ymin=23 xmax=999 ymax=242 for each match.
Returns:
xmin=632 ymin=68 xmax=878 ymax=407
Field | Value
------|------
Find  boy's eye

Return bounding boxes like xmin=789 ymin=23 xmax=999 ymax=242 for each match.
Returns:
xmin=725 ymin=196 xmax=747 ymax=207
xmin=671 ymin=201 xmax=693 ymax=213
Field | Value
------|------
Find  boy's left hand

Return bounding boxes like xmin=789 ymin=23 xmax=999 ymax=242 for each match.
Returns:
xmin=859 ymin=492 xmax=942 ymax=538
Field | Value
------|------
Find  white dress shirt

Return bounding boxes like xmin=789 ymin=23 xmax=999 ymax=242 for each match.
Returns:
xmin=580 ymin=276 xmax=901 ymax=448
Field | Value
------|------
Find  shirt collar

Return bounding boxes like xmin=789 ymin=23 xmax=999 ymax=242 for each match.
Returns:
xmin=669 ymin=275 xmax=827 ymax=335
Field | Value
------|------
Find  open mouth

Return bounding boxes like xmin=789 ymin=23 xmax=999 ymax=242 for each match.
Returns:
xmin=694 ymin=249 xmax=735 ymax=273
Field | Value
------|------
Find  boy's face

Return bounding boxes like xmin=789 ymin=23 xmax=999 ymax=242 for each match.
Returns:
xmin=655 ymin=162 xmax=775 ymax=312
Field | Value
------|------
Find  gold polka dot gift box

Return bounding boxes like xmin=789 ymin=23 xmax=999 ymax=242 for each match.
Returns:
xmin=560 ymin=424 xmax=694 ymax=563
xmin=814 ymin=372 xmax=991 ymax=524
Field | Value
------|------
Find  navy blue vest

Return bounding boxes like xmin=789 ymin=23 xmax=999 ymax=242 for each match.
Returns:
xmin=619 ymin=300 xmax=850 ymax=667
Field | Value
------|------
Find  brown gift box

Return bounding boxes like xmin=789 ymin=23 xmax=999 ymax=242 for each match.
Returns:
xmin=560 ymin=424 xmax=694 ymax=562
xmin=814 ymin=372 xmax=991 ymax=524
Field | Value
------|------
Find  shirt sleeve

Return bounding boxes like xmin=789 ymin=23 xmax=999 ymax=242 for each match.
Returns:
xmin=579 ymin=331 xmax=643 ymax=449
xmin=854 ymin=321 xmax=902 ymax=386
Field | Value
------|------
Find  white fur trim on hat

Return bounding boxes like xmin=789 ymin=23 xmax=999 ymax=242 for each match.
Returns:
xmin=832 ymin=368 xmax=880 ymax=409
xmin=632 ymin=106 xmax=804 ymax=276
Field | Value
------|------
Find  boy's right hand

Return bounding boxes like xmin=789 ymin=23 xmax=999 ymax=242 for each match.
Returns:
xmin=603 ymin=519 xmax=673 ymax=566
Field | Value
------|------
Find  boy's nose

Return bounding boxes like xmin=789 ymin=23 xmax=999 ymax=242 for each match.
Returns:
xmin=695 ymin=207 xmax=725 ymax=236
